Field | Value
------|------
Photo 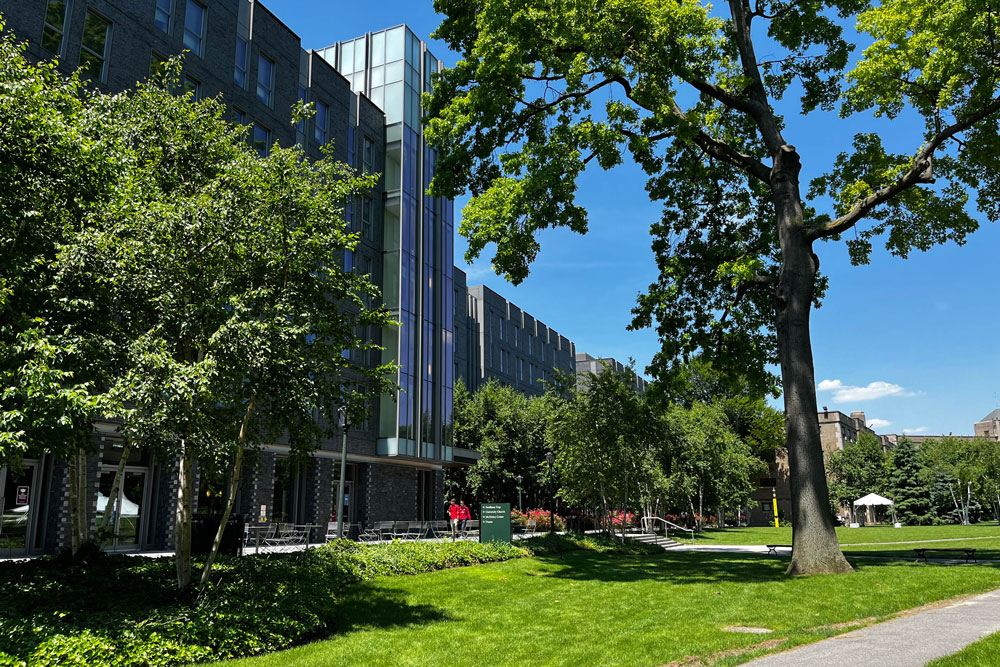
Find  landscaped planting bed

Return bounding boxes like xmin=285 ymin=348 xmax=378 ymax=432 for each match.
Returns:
xmin=0 ymin=534 xmax=652 ymax=666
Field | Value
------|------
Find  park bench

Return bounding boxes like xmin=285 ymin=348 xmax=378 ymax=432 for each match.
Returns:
xmin=765 ymin=545 xmax=791 ymax=555
xmin=914 ymin=548 xmax=978 ymax=563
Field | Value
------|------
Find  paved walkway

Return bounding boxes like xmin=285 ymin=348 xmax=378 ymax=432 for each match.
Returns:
xmin=745 ymin=589 xmax=1000 ymax=666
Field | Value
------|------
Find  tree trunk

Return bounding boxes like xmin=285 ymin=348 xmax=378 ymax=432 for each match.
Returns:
xmin=199 ymin=396 xmax=255 ymax=589
xmin=98 ymin=441 xmax=133 ymax=541
xmin=772 ymin=145 xmax=853 ymax=575
xmin=67 ymin=448 xmax=89 ymax=554
xmin=175 ymin=438 xmax=193 ymax=589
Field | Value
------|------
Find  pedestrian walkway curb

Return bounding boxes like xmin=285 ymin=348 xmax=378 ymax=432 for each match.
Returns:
xmin=744 ymin=589 xmax=1000 ymax=666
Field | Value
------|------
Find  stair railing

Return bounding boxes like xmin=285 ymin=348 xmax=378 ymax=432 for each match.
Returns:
xmin=640 ymin=516 xmax=694 ymax=542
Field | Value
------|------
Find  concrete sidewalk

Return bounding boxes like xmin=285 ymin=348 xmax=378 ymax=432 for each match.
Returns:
xmin=745 ymin=589 xmax=1000 ymax=666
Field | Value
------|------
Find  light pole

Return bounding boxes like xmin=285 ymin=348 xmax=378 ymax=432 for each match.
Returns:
xmin=335 ymin=406 xmax=350 ymax=541
xmin=515 ymin=474 xmax=523 ymax=511
xmin=545 ymin=451 xmax=555 ymax=534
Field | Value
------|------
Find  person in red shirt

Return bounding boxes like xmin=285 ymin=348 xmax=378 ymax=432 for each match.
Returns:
xmin=448 ymin=499 xmax=460 ymax=540
xmin=458 ymin=500 xmax=472 ymax=538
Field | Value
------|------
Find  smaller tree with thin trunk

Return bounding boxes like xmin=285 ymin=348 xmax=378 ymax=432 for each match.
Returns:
xmin=61 ymin=68 xmax=395 ymax=589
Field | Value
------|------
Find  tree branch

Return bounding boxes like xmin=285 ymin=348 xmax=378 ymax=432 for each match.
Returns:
xmin=806 ymin=96 xmax=1000 ymax=240
xmin=727 ymin=0 xmax=785 ymax=153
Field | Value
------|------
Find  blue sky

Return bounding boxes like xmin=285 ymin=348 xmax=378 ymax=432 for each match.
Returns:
xmin=267 ymin=0 xmax=1000 ymax=437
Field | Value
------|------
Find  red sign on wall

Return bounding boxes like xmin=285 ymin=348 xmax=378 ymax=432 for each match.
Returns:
xmin=15 ymin=486 xmax=29 ymax=506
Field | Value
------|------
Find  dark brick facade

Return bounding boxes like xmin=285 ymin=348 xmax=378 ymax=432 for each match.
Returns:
xmin=0 ymin=1 xmax=451 ymax=554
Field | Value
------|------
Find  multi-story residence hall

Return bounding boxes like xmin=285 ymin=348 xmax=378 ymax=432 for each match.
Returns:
xmin=574 ymin=353 xmax=648 ymax=394
xmin=453 ymin=275 xmax=578 ymax=396
xmin=0 ymin=0 xmax=476 ymax=558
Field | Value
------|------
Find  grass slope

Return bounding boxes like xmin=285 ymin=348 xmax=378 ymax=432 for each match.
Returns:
xmin=930 ymin=631 xmax=1000 ymax=666
xmin=216 ymin=551 xmax=1000 ymax=667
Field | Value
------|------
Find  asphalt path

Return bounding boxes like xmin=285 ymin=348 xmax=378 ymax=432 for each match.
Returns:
xmin=743 ymin=589 xmax=1000 ymax=666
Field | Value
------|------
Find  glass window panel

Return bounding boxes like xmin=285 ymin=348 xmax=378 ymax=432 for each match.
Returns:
xmin=340 ymin=41 xmax=354 ymax=74
xmin=384 ymin=197 xmax=400 ymax=251
xmin=154 ymin=0 xmax=171 ymax=33
xmin=256 ymin=54 xmax=273 ymax=106
xmin=385 ymin=60 xmax=403 ymax=83
xmin=253 ymin=123 xmax=269 ymax=157
xmin=383 ymin=251 xmax=400 ymax=307
xmin=314 ymin=101 xmax=328 ymax=144
xmin=352 ymin=73 xmax=364 ymax=92
xmin=149 ymin=51 xmax=168 ymax=79
xmin=354 ymin=37 xmax=366 ymax=71
xmin=384 ymin=81 xmax=403 ymax=124
xmin=409 ymin=31 xmax=420 ymax=66
xmin=370 ymin=65 xmax=384 ymax=88
xmin=183 ymin=75 xmax=200 ymax=100
xmin=80 ymin=11 xmax=111 ymax=83
xmin=386 ymin=26 xmax=404 ymax=62
xmin=372 ymin=31 xmax=385 ymax=66
xmin=370 ymin=86 xmax=384 ymax=110
xmin=42 ymin=1 xmax=69 ymax=55
xmin=183 ymin=0 xmax=205 ymax=56
xmin=234 ymin=36 xmax=248 ymax=88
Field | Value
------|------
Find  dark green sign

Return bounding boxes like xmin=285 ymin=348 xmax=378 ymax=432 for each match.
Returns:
xmin=479 ymin=503 xmax=511 ymax=544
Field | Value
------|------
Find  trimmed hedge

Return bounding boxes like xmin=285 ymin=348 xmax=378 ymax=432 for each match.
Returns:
xmin=0 ymin=534 xmax=657 ymax=666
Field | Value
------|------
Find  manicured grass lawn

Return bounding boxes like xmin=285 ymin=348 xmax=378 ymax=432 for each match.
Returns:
xmin=676 ymin=523 xmax=1000 ymax=546
xmin=930 ymin=631 xmax=1000 ymax=666
xmin=215 ymin=550 xmax=1000 ymax=667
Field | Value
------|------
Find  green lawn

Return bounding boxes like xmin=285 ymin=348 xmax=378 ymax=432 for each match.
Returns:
xmin=215 ymin=550 xmax=1000 ymax=667
xmin=930 ymin=632 xmax=1000 ymax=666
xmin=676 ymin=523 xmax=1000 ymax=546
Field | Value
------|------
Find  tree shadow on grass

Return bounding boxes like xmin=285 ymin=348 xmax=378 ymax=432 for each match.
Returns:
xmin=531 ymin=550 xmax=793 ymax=585
xmin=331 ymin=582 xmax=450 ymax=634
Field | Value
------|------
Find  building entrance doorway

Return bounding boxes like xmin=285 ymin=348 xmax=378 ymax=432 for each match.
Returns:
xmin=0 ymin=461 xmax=41 ymax=557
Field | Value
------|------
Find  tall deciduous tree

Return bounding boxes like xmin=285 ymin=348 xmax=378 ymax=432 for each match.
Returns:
xmin=65 ymin=71 xmax=396 ymax=589
xmin=0 ymin=22 xmax=126 ymax=552
xmin=447 ymin=378 xmax=555 ymax=508
xmin=425 ymin=0 xmax=1000 ymax=573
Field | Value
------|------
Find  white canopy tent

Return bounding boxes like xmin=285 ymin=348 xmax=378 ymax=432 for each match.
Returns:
xmin=853 ymin=493 xmax=895 ymax=525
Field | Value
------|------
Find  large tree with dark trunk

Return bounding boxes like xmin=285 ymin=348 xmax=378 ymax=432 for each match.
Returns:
xmin=425 ymin=0 xmax=1000 ymax=573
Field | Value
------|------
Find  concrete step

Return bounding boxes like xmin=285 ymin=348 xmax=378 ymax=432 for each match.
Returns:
xmin=625 ymin=532 xmax=683 ymax=550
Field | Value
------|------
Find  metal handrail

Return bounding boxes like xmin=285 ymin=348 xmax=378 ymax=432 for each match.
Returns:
xmin=640 ymin=516 xmax=695 ymax=541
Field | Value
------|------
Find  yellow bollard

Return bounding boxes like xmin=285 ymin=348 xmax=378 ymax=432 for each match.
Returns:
xmin=772 ymin=488 xmax=779 ymax=528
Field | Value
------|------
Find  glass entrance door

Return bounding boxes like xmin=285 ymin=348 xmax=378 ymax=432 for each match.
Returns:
xmin=97 ymin=470 xmax=147 ymax=551
xmin=1 ymin=463 xmax=37 ymax=557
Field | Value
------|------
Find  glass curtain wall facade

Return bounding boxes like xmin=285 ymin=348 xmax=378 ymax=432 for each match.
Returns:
xmin=317 ymin=26 xmax=454 ymax=463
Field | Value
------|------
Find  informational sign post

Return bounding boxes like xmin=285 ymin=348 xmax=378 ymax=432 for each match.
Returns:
xmin=480 ymin=503 xmax=511 ymax=544
xmin=15 ymin=486 xmax=29 ymax=506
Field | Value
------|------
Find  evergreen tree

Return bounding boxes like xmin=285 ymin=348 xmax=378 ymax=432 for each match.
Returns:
xmin=887 ymin=438 xmax=932 ymax=525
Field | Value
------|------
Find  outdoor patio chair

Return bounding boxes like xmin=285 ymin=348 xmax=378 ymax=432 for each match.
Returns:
xmin=392 ymin=521 xmax=410 ymax=539
xmin=464 ymin=520 xmax=480 ymax=539
xmin=407 ymin=522 xmax=427 ymax=540
xmin=326 ymin=522 xmax=351 ymax=542
xmin=358 ymin=524 xmax=380 ymax=542
xmin=430 ymin=520 xmax=449 ymax=539
xmin=377 ymin=521 xmax=396 ymax=541
xmin=520 ymin=519 xmax=537 ymax=537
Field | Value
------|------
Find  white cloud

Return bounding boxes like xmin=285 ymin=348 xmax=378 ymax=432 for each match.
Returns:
xmin=817 ymin=378 xmax=912 ymax=402
xmin=902 ymin=426 xmax=929 ymax=435
xmin=867 ymin=418 xmax=892 ymax=429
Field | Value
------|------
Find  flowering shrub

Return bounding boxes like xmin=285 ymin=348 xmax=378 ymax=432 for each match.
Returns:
xmin=596 ymin=511 xmax=638 ymax=530
xmin=510 ymin=508 xmax=565 ymax=531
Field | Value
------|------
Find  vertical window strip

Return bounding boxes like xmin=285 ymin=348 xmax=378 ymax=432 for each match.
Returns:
xmin=79 ymin=11 xmax=111 ymax=83
xmin=257 ymin=54 xmax=274 ymax=106
xmin=154 ymin=0 xmax=171 ymax=34
xmin=234 ymin=36 xmax=248 ymax=88
xmin=42 ymin=1 xmax=69 ymax=55
xmin=253 ymin=123 xmax=270 ymax=157
xmin=314 ymin=101 xmax=328 ymax=145
xmin=183 ymin=0 xmax=205 ymax=57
